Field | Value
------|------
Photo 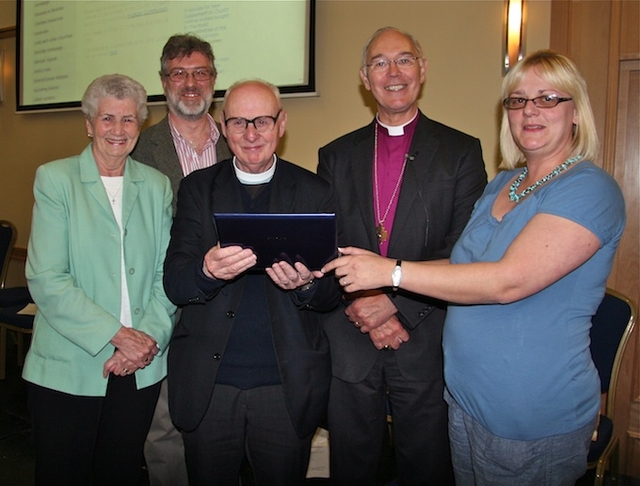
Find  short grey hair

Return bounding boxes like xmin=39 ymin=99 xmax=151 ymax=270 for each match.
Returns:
xmin=81 ymin=74 xmax=148 ymax=123
xmin=361 ymin=26 xmax=424 ymax=68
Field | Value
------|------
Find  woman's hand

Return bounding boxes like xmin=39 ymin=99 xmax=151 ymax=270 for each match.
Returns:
xmin=103 ymin=349 xmax=140 ymax=378
xmin=110 ymin=327 xmax=159 ymax=369
xmin=322 ymin=247 xmax=396 ymax=292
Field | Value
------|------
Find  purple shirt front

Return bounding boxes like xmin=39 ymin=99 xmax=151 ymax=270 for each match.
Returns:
xmin=373 ymin=113 xmax=419 ymax=256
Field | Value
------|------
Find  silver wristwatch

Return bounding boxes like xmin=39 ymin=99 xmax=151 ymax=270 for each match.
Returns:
xmin=391 ymin=260 xmax=402 ymax=291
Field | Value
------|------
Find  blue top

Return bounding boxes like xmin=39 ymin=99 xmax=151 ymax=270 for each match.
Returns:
xmin=443 ymin=161 xmax=626 ymax=440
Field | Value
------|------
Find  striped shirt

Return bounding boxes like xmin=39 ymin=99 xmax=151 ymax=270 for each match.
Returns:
xmin=169 ymin=113 xmax=221 ymax=176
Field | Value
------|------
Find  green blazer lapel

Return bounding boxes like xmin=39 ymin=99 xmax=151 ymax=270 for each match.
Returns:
xmin=79 ymin=144 xmax=114 ymax=218
xmin=121 ymin=157 xmax=144 ymax=228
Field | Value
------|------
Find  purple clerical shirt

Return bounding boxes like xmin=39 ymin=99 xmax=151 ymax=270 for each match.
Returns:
xmin=373 ymin=114 xmax=419 ymax=257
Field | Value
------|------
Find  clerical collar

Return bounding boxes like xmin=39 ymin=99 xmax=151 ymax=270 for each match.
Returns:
xmin=376 ymin=111 xmax=419 ymax=136
xmin=233 ymin=154 xmax=277 ymax=185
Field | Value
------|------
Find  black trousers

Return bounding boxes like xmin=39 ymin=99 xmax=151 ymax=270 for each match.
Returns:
xmin=328 ymin=350 xmax=454 ymax=486
xmin=182 ymin=384 xmax=312 ymax=486
xmin=28 ymin=374 xmax=161 ymax=486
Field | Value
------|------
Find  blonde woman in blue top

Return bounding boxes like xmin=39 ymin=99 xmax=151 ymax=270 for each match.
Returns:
xmin=23 ymin=74 xmax=176 ymax=486
xmin=322 ymin=50 xmax=625 ymax=485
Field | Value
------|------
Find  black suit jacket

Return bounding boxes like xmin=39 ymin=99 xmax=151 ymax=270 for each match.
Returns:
xmin=131 ymin=115 xmax=233 ymax=211
xmin=164 ymin=158 xmax=341 ymax=438
xmin=317 ymin=113 xmax=487 ymax=383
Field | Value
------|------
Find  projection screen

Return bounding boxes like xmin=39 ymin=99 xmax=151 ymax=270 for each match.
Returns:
xmin=17 ymin=0 xmax=315 ymax=112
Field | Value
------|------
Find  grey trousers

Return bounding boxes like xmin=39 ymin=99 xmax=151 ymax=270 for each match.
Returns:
xmin=144 ymin=379 xmax=189 ymax=486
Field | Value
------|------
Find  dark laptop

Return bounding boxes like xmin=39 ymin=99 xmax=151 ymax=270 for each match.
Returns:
xmin=213 ymin=213 xmax=337 ymax=270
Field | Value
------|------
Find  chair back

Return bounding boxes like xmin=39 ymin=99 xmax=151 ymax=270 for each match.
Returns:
xmin=590 ymin=288 xmax=637 ymax=418
xmin=0 ymin=220 xmax=17 ymax=290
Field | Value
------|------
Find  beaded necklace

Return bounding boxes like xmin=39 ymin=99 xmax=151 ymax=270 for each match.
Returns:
xmin=509 ymin=155 xmax=583 ymax=203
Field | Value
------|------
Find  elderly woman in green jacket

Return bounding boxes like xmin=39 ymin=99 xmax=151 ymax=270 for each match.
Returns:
xmin=23 ymin=74 xmax=176 ymax=486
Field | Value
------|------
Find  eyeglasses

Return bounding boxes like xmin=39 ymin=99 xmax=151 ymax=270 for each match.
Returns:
xmin=163 ymin=69 xmax=213 ymax=83
xmin=502 ymin=95 xmax=573 ymax=110
xmin=366 ymin=56 xmax=420 ymax=72
xmin=224 ymin=109 xmax=282 ymax=134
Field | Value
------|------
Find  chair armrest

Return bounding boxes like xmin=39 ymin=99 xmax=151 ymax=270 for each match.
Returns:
xmin=0 ymin=287 xmax=33 ymax=307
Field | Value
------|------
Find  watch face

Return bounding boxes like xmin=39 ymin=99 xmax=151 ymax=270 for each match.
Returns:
xmin=392 ymin=265 xmax=402 ymax=287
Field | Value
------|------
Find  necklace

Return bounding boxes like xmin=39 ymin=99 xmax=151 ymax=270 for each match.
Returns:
xmin=373 ymin=124 xmax=409 ymax=245
xmin=509 ymin=155 xmax=583 ymax=203
xmin=103 ymin=178 xmax=124 ymax=205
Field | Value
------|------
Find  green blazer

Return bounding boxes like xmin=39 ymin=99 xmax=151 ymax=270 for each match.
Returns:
xmin=23 ymin=145 xmax=176 ymax=396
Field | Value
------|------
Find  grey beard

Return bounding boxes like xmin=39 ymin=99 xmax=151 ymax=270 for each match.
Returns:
xmin=167 ymin=93 xmax=212 ymax=121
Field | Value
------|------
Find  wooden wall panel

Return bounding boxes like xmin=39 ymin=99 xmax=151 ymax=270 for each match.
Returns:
xmin=568 ymin=1 xmax=612 ymax=167
xmin=608 ymin=59 xmax=640 ymax=477
xmin=609 ymin=2 xmax=640 ymax=474
xmin=551 ymin=0 xmax=640 ymax=477
xmin=620 ymin=0 xmax=640 ymax=57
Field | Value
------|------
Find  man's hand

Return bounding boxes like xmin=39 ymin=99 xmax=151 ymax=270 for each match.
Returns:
xmin=346 ymin=292 xmax=397 ymax=333
xmin=266 ymin=261 xmax=323 ymax=290
xmin=203 ymin=244 xmax=257 ymax=280
xmin=369 ymin=317 xmax=410 ymax=350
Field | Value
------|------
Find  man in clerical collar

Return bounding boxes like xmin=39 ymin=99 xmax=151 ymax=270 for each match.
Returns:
xmin=163 ymin=79 xmax=341 ymax=485
xmin=317 ymin=26 xmax=488 ymax=485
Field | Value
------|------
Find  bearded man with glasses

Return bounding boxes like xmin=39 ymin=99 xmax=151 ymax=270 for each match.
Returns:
xmin=131 ymin=34 xmax=232 ymax=486
xmin=163 ymin=79 xmax=341 ymax=485
xmin=132 ymin=34 xmax=232 ymax=214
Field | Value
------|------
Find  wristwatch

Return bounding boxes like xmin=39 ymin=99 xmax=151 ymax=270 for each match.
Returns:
xmin=297 ymin=278 xmax=316 ymax=292
xmin=391 ymin=260 xmax=402 ymax=291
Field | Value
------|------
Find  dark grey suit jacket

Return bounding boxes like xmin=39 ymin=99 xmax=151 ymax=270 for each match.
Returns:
xmin=164 ymin=158 xmax=341 ymax=437
xmin=317 ymin=112 xmax=487 ymax=383
xmin=131 ymin=115 xmax=232 ymax=211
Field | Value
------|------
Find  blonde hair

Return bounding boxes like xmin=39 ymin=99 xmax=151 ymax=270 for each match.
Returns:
xmin=499 ymin=50 xmax=598 ymax=169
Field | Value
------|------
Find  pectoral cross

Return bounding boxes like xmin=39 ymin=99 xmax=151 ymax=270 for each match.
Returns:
xmin=376 ymin=223 xmax=388 ymax=245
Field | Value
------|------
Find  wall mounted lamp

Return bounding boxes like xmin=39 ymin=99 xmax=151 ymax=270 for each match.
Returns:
xmin=503 ymin=0 xmax=525 ymax=75
xmin=0 ymin=49 xmax=4 ymax=103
